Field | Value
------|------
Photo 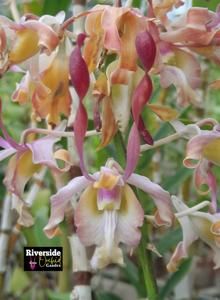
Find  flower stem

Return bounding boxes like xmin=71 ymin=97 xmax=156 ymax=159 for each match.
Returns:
xmin=137 ymin=222 xmax=158 ymax=300
xmin=113 ymin=131 xmax=158 ymax=299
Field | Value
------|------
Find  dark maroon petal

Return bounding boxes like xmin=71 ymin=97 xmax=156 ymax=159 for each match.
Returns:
xmin=135 ymin=31 xmax=156 ymax=72
xmin=123 ymin=124 xmax=140 ymax=181
xmin=132 ymin=74 xmax=153 ymax=124
xmin=138 ymin=117 xmax=153 ymax=145
xmin=76 ymin=33 xmax=87 ymax=48
xmin=69 ymin=46 xmax=90 ymax=100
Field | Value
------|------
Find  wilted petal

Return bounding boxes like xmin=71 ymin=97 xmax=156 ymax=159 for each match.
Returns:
xmin=44 ymin=176 xmax=90 ymax=238
xmin=97 ymin=96 xmax=117 ymax=149
xmin=32 ymin=42 xmax=71 ymax=124
xmin=83 ymin=8 xmax=104 ymax=72
xmin=7 ymin=20 xmax=59 ymax=64
xmin=127 ymin=173 xmax=173 ymax=226
xmin=12 ymin=195 xmax=34 ymax=227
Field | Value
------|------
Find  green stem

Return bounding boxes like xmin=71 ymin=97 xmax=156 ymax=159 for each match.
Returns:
xmin=113 ymin=132 xmax=158 ymax=299
xmin=137 ymin=223 xmax=158 ymax=300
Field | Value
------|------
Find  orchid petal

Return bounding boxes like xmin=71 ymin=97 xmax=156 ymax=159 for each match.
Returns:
xmin=184 ymin=132 xmax=220 ymax=168
xmin=135 ymin=30 xmax=156 ymax=72
xmin=116 ymin=184 xmax=144 ymax=247
xmin=167 ymin=196 xmax=198 ymax=272
xmin=70 ymin=36 xmax=91 ymax=180
xmin=4 ymin=150 xmax=41 ymax=198
xmin=97 ymin=96 xmax=117 ymax=149
xmin=160 ymin=65 xmax=200 ymax=107
xmin=148 ymin=103 xmax=179 ymax=121
xmin=123 ymin=124 xmax=140 ymax=181
xmin=12 ymin=195 xmax=34 ymax=227
xmin=83 ymin=8 xmax=103 ymax=72
xmin=44 ymin=176 xmax=90 ymax=238
xmin=75 ymin=185 xmax=104 ymax=246
xmin=127 ymin=173 xmax=173 ymax=226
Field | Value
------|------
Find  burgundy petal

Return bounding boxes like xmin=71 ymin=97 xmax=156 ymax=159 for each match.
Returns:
xmin=135 ymin=31 xmax=156 ymax=72
xmin=69 ymin=44 xmax=90 ymax=100
xmin=123 ymin=124 xmax=140 ymax=180
xmin=138 ymin=117 xmax=153 ymax=145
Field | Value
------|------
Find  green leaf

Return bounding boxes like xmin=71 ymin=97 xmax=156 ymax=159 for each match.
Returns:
xmin=155 ymin=228 xmax=182 ymax=255
xmin=163 ymin=167 xmax=192 ymax=193
xmin=159 ymin=258 xmax=192 ymax=300
xmin=193 ymin=0 xmax=218 ymax=11
xmin=42 ymin=0 xmax=71 ymax=15
xmin=46 ymin=290 xmax=70 ymax=300
xmin=10 ymin=267 xmax=31 ymax=293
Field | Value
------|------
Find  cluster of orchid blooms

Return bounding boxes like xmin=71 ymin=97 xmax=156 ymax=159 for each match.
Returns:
xmin=1 ymin=0 xmax=220 ymax=272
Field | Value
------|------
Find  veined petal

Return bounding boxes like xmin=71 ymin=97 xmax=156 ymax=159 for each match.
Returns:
xmin=116 ymin=184 xmax=144 ymax=247
xmin=127 ymin=173 xmax=173 ymax=226
xmin=44 ymin=176 xmax=90 ymax=238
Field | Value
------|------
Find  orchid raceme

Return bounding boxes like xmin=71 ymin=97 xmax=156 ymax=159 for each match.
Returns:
xmin=44 ymin=158 xmax=173 ymax=269
xmin=168 ymin=196 xmax=220 ymax=272
xmin=1 ymin=2 xmax=220 ymax=299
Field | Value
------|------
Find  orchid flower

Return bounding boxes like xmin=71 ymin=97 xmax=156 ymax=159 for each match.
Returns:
xmin=44 ymin=157 xmax=173 ymax=269
xmin=167 ymin=196 xmax=220 ymax=272
xmin=158 ymin=5 xmax=220 ymax=65
xmin=0 ymin=13 xmax=62 ymax=73
xmin=183 ymin=123 xmax=220 ymax=211
xmin=0 ymin=101 xmax=71 ymax=199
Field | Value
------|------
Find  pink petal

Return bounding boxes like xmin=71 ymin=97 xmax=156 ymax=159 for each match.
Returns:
xmin=123 ymin=124 xmax=140 ymax=181
xmin=135 ymin=30 xmax=156 ymax=72
xmin=184 ymin=131 xmax=220 ymax=168
xmin=44 ymin=176 xmax=90 ymax=238
xmin=27 ymin=135 xmax=69 ymax=172
xmin=70 ymin=36 xmax=92 ymax=180
xmin=127 ymin=173 xmax=173 ymax=226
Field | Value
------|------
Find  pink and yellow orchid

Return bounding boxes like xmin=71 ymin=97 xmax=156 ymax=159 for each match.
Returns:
xmin=44 ymin=158 xmax=173 ymax=269
xmin=183 ymin=123 xmax=220 ymax=211
xmin=168 ymin=196 xmax=220 ymax=272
